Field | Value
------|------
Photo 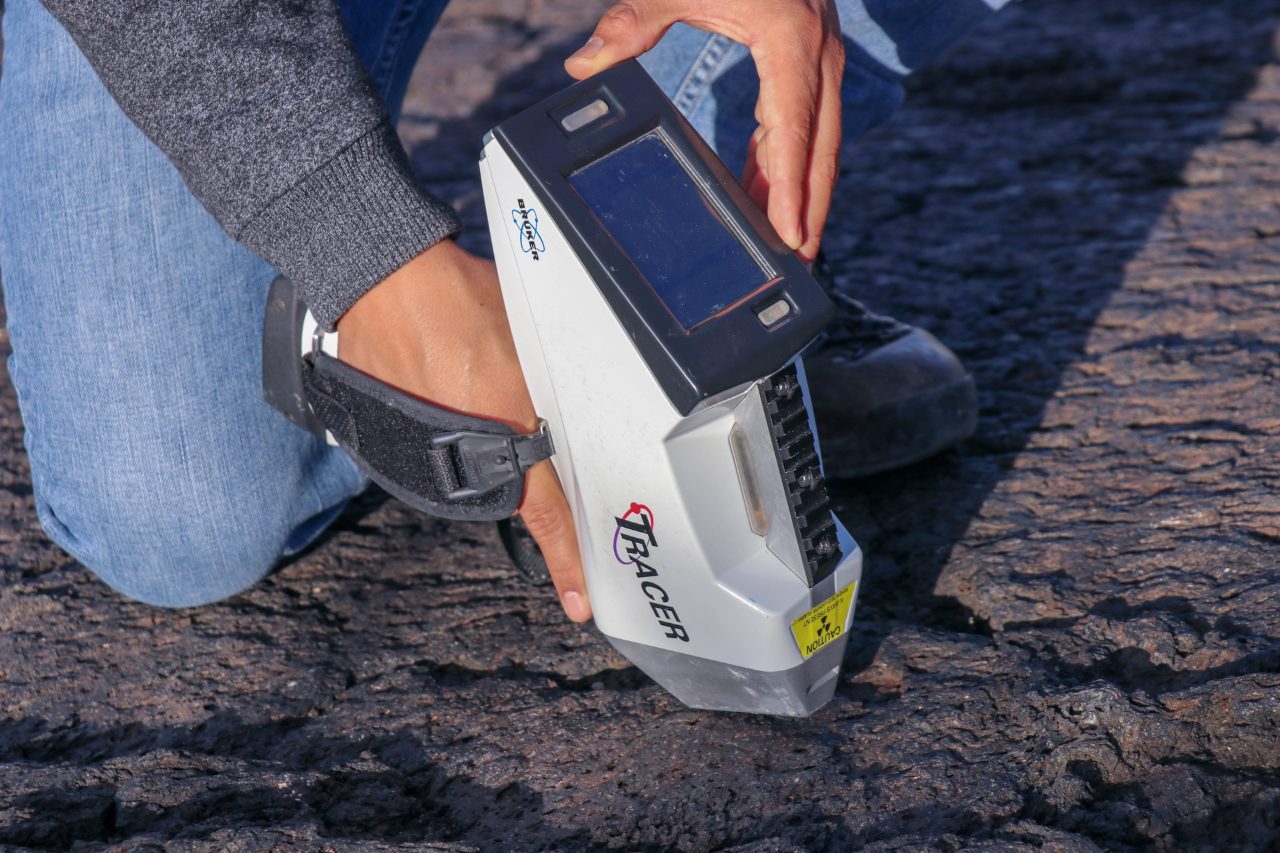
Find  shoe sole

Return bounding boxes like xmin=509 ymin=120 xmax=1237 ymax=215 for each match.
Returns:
xmin=819 ymin=375 xmax=978 ymax=480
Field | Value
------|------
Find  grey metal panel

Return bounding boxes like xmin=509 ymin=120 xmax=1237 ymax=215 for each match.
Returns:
xmin=608 ymin=630 xmax=849 ymax=717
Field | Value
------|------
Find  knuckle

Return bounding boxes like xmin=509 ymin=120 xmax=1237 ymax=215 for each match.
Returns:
xmin=519 ymin=496 xmax=569 ymax=542
xmin=787 ymin=0 xmax=826 ymax=41
xmin=773 ymin=120 xmax=814 ymax=148
xmin=600 ymin=1 xmax=643 ymax=33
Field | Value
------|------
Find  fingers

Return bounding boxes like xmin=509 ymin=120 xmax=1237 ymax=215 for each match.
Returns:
xmin=750 ymin=4 xmax=846 ymax=255
xmin=739 ymin=6 xmax=841 ymax=254
xmin=752 ymin=40 xmax=818 ymax=252
xmin=743 ymin=124 xmax=771 ymax=213
xmin=797 ymin=39 xmax=844 ymax=262
xmin=519 ymin=461 xmax=592 ymax=623
xmin=567 ymin=1 xmax=844 ymax=258
xmin=565 ymin=0 xmax=685 ymax=79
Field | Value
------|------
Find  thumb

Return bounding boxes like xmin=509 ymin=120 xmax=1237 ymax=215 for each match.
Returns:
xmin=565 ymin=0 xmax=681 ymax=79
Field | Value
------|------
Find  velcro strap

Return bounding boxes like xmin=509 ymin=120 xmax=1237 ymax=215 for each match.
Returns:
xmin=301 ymin=352 xmax=554 ymax=522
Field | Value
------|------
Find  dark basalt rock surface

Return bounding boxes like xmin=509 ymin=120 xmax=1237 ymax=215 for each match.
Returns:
xmin=4 ymin=0 xmax=1280 ymax=849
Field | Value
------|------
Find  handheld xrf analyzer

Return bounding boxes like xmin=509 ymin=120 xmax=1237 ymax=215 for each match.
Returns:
xmin=264 ymin=61 xmax=863 ymax=716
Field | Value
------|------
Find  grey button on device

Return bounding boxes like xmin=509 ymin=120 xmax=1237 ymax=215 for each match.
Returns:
xmin=757 ymin=298 xmax=792 ymax=327
xmin=561 ymin=99 xmax=610 ymax=133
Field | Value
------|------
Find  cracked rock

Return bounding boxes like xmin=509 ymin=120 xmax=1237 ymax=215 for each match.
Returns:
xmin=4 ymin=0 xmax=1280 ymax=850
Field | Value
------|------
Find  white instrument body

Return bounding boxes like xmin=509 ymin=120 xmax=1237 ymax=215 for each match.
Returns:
xmin=479 ymin=136 xmax=862 ymax=716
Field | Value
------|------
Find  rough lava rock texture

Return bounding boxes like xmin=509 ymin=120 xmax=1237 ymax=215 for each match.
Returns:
xmin=4 ymin=0 xmax=1280 ymax=849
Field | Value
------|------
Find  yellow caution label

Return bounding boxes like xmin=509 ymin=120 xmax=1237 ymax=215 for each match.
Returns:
xmin=791 ymin=583 xmax=857 ymax=659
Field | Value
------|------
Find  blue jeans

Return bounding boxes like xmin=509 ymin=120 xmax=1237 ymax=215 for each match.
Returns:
xmin=0 ymin=0 xmax=1001 ymax=607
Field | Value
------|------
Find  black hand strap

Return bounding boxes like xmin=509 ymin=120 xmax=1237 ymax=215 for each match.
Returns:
xmin=301 ymin=351 xmax=554 ymax=522
xmin=497 ymin=518 xmax=551 ymax=583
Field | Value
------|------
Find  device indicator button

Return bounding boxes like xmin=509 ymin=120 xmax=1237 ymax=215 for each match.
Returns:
xmin=561 ymin=99 xmax=610 ymax=133
xmin=756 ymin=298 xmax=792 ymax=327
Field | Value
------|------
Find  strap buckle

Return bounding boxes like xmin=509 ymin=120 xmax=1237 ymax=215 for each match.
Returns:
xmin=430 ymin=420 xmax=554 ymax=502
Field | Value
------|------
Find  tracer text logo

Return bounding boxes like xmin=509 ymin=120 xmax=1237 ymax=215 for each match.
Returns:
xmin=613 ymin=502 xmax=688 ymax=642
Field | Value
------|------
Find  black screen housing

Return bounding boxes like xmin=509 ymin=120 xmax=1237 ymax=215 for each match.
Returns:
xmin=489 ymin=60 xmax=833 ymax=415
xmin=569 ymin=131 xmax=771 ymax=330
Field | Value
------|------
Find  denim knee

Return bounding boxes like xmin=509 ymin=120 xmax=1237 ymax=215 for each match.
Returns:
xmin=0 ymin=0 xmax=366 ymax=606
xmin=33 ymin=476 xmax=288 ymax=608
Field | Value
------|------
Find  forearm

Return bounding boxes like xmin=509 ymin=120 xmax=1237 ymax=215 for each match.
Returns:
xmin=39 ymin=0 xmax=458 ymax=328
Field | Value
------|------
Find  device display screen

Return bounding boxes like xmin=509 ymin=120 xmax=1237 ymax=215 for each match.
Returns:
xmin=569 ymin=132 xmax=771 ymax=330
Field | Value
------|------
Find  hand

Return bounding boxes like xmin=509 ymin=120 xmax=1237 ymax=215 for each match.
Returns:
xmin=336 ymin=240 xmax=592 ymax=623
xmin=566 ymin=0 xmax=844 ymax=262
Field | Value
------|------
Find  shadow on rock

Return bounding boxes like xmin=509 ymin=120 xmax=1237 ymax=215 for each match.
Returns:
xmin=819 ymin=0 xmax=1280 ymax=679
xmin=0 ymin=713 xmax=574 ymax=849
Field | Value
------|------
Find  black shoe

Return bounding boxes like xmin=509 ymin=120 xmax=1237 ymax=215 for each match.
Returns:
xmin=807 ymin=269 xmax=977 ymax=479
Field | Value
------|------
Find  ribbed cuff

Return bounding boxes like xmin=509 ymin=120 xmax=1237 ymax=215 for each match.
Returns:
xmin=237 ymin=121 xmax=461 ymax=330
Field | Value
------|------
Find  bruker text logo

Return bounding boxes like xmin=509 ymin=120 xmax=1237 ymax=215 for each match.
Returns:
xmin=511 ymin=199 xmax=545 ymax=259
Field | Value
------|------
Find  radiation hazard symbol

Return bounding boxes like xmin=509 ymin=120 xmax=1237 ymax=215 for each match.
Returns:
xmin=791 ymin=583 xmax=857 ymax=660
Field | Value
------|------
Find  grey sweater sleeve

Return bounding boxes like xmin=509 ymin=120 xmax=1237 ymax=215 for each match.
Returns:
xmin=40 ymin=0 xmax=459 ymax=329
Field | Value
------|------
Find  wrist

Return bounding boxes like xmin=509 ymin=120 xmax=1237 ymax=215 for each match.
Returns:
xmin=332 ymin=239 xmax=523 ymax=427
xmin=338 ymin=239 xmax=459 ymax=334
